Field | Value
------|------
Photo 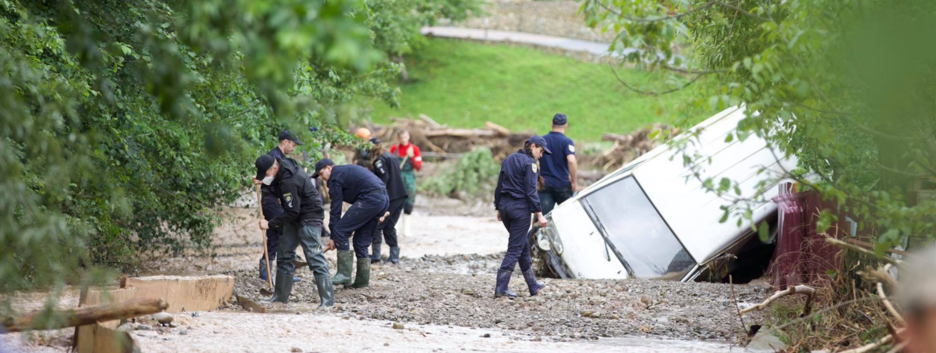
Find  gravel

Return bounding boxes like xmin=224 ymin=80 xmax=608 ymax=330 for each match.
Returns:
xmin=232 ymin=253 xmax=770 ymax=343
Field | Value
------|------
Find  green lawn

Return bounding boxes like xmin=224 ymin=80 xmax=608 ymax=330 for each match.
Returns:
xmin=370 ymin=39 xmax=708 ymax=142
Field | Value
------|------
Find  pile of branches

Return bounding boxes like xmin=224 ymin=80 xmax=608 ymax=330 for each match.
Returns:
xmin=361 ymin=114 xmax=532 ymax=160
xmin=586 ymin=124 xmax=680 ymax=172
xmin=357 ymin=114 xmax=679 ymax=178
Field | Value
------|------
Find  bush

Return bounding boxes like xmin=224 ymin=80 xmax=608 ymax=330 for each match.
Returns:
xmin=421 ymin=147 xmax=501 ymax=199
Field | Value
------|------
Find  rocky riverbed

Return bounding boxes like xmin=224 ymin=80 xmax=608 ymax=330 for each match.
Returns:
xmin=231 ymin=252 xmax=772 ymax=343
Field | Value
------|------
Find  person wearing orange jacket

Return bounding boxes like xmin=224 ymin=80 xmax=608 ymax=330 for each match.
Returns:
xmin=389 ymin=130 xmax=421 ymax=237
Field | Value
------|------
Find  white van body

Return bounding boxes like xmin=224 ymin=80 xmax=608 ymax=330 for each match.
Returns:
xmin=537 ymin=106 xmax=797 ymax=281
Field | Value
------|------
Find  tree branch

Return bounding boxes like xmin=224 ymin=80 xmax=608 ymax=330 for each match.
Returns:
xmin=824 ymin=237 xmax=907 ymax=268
xmin=739 ymin=285 xmax=815 ymax=316
xmin=607 ymin=62 xmax=703 ymax=96
xmin=598 ymin=1 xmax=717 ymax=22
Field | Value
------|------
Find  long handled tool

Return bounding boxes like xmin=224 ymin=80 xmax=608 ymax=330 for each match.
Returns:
xmin=255 ymin=184 xmax=274 ymax=289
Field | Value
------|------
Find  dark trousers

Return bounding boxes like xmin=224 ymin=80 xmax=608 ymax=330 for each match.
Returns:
xmin=261 ymin=194 xmax=285 ymax=262
xmin=333 ymin=192 xmax=389 ymax=259
xmin=538 ymin=187 xmax=573 ymax=215
xmin=277 ymin=221 xmax=329 ymax=278
xmin=498 ymin=200 xmax=533 ymax=273
xmin=373 ymin=197 xmax=405 ymax=247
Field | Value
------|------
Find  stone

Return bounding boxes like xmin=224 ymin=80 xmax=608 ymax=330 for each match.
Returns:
xmin=152 ymin=312 xmax=174 ymax=325
xmin=191 ymin=312 xmax=200 ymax=318
xmin=482 ymin=333 xmax=491 ymax=338
xmin=746 ymin=329 xmax=788 ymax=353
xmin=116 ymin=323 xmax=133 ymax=332
xmin=180 ymin=329 xmax=188 ymax=336
xmin=639 ymin=295 xmax=652 ymax=306
xmin=290 ymin=348 xmax=302 ymax=353
xmin=393 ymin=323 xmax=405 ymax=330
xmin=136 ymin=324 xmax=153 ymax=331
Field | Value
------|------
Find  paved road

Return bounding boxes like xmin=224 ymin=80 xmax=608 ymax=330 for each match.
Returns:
xmin=421 ymin=26 xmax=637 ymax=57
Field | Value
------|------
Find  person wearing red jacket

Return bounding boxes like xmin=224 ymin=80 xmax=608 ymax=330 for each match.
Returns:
xmin=389 ymin=130 xmax=422 ymax=236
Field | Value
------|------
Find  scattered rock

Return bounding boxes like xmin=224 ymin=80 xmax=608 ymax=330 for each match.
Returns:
xmin=290 ymin=348 xmax=302 ymax=352
xmin=152 ymin=312 xmax=174 ymax=325
xmin=393 ymin=323 xmax=405 ymax=330
xmin=482 ymin=333 xmax=491 ymax=338
xmin=180 ymin=329 xmax=188 ymax=336
xmin=747 ymin=329 xmax=788 ymax=352
xmin=191 ymin=312 xmax=200 ymax=318
xmin=136 ymin=324 xmax=153 ymax=331
xmin=116 ymin=323 xmax=133 ymax=332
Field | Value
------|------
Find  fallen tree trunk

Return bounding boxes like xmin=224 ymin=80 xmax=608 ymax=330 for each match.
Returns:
xmin=484 ymin=121 xmax=510 ymax=136
xmin=740 ymin=285 xmax=815 ymax=316
xmin=424 ymin=129 xmax=497 ymax=138
xmin=2 ymin=298 xmax=167 ymax=333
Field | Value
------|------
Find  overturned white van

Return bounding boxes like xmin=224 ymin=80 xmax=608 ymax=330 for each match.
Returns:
xmin=533 ymin=106 xmax=796 ymax=282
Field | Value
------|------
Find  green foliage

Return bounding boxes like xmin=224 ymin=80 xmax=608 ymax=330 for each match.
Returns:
xmin=370 ymin=39 xmax=712 ymax=142
xmin=0 ymin=0 xmax=479 ymax=313
xmin=584 ymin=0 xmax=936 ymax=248
xmin=421 ymin=147 xmax=500 ymax=199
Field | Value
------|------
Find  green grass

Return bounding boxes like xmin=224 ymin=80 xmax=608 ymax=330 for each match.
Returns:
xmin=371 ymin=39 xmax=709 ymax=142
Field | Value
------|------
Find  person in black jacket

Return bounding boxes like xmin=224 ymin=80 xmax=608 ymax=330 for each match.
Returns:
xmin=254 ymin=130 xmax=303 ymax=284
xmin=492 ymin=136 xmax=550 ymax=298
xmin=256 ymin=155 xmax=333 ymax=307
xmin=312 ymin=159 xmax=389 ymax=289
xmin=366 ymin=138 xmax=408 ymax=264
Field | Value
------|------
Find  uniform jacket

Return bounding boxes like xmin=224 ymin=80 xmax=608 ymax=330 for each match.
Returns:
xmin=373 ymin=152 xmax=408 ymax=201
xmin=540 ymin=131 xmax=575 ymax=189
xmin=267 ymin=157 xmax=325 ymax=228
xmin=327 ymin=165 xmax=387 ymax=230
xmin=494 ymin=150 xmax=542 ymax=213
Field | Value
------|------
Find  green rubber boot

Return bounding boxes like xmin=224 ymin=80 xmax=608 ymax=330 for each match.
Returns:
xmin=332 ymin=250 xmax=354 ymax=285
xmin=348 ymin=258 xmax=371 ymax=289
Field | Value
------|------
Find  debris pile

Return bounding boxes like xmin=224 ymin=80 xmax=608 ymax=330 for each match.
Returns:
xmin=357 ymin=114 xmax=680 ymax=176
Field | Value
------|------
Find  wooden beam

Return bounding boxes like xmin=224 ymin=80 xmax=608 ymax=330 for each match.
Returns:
xmin=76 ymin=323 xmax=137 ymax=353
xmin=236 ymin=295 xmax=267 ymax=314
xmin=121 ymin=275 xmax=235 ymax=313
xmin=418 ymin=114 xmax=442 ymax=129
xmin=2 ymin=298 xmax=167 ymax=333
xmin=424 ymin=129 xmax=497 ymax=138
xmin=484 ymin=121 xmax=510 ymax=136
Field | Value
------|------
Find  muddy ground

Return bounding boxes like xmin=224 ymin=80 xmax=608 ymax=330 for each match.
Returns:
xmin=1 ymin=196 xmax=775 ymax=352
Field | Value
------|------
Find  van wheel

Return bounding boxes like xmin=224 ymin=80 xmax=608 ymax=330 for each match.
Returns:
xmin=528 ymin=227 xmax=568 ymax=279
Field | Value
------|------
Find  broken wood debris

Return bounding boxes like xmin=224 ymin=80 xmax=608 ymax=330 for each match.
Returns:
xmin=739 ymin=285 xmax=816 ymax=316
xmin=121 ymin=275 xmax=235 ymax=313
xmin=1 ymin=298 xmax=167 ymax=333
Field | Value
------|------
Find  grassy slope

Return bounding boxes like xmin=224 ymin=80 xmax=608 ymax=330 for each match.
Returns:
xmin=371 ymin=39 xmax=709 ymax=142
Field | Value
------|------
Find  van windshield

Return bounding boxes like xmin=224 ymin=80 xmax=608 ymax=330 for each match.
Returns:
xmin=583 ymin=176 xmax=696 ymax=280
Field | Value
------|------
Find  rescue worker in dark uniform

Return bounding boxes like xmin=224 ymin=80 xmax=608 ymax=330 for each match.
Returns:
xmin=367 ymin=138 xmax=408 ymax=264
xmin=312 ymin=159 xmax=389 ymax=289
xmin=493 ymin=136 xmax=550 ymax=298
xmin=256 ymin=130 xmax=303 ymax=283
xmin=255 ymin=155 xmax=334 ymax=307
xmin=539 ymin=113 xmax=578 ymax=214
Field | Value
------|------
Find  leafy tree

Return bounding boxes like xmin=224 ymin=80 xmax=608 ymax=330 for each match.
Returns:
xmin=583 ymin=0 xmax=936 ymax=251
xmin=0 ymin=0 xmax=478 ymax=320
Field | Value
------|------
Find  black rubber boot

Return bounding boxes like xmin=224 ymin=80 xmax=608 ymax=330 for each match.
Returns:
xmin=314 ymin=274 xmax=335 ymax=307
xmin=494 ymin=269 xmax=517 ymax=298
xmin=268 ymin=269 xmax=294 ymax=304
xmin=348 ymin=258 xmax=371 ymax=289
xmin=383 ymin=246 xmax=400 ymax=264
xmin=522 ymin=268 xmax=545 ymax=296
xmin=332 ymin=250 xmax=354 ymax=285
xmin=370 ymin=243 xmax=382 ymax=264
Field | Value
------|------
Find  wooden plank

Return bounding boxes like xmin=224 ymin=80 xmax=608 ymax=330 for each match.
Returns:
xmin=424 ymin=129 xmax=496 ymax=138
xmin=236 ymin=295 xmax=266 ymax=314
xmin=122 ymin=275 xmax=234 ymax=313
xmin=484 ymin=121 xmax=510 ymax=136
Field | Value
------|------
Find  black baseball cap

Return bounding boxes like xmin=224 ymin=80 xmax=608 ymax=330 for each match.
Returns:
xmin=552 ymin=113 xmax=568 ymax=126
xmin=311 ymin=158 xmax=335 ymax=178
xmin=255 ymin=155 xmax=276 ymax=181
xmin=527 ymin=135 xmax=552 ymax=155
xmin=278 ymin=130 xmax=303 ymax=145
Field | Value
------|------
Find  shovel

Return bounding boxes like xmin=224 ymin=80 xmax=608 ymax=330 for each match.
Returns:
xmin=256 ymin=185 xmax=274 ymax=290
